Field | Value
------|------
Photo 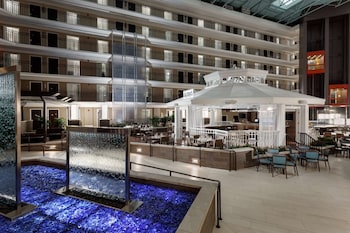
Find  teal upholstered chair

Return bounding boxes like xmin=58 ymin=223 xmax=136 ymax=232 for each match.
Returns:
xmin=318 ymin=149 xmax=330 ymax=170
xmin=256 ymin=149 xmax=271 ymax=172
xmin=272 ymin=155 xmax=287 ymax=179
xmin=305 ymin=151 xmax=320 ymax=172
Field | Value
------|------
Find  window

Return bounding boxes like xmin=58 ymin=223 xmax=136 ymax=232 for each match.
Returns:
xmin=198 ymin=55 xmax=204 ymax=66
xmin=98 ymin=63 xmax=107 ymax=76
xmin=215 ymin=57 xmax=222 ymax=68
xmin=198 ymin=37 xmax=204 ymax=46
xmin=178 ymin=53 xmax=184 ymax=63
xmin=145 ymin=67 xmax=150 ymax=81
xmin=4 ymin=26 xmax=19 ymax=42
xmin=215 ymin=40 xmax=221 ymax=49
xmin=67 ymin=59 xmax=80 ymax=75
xmin=30 ymin=31 xmax=41 ymax=45
xmin=198 ymin=19 xmax=204 ymax=27
xmin=98 ymin=0 xmax=107 ymax=5
xmin=165 ymin=31 xmax=172 ymax=40
xmin=48 ymin=83 xmax=59 ymax=93
xmin=188 ymin=54 xmax=193 ymax=64
xmin=30 ymin=5 xmax=40 ymax=17
xmin=145 ymin=47 xmax=151 ymax=60
xmin=142 ymin=26 xmax=149 ymax=37
xmin=66 ymin=36 xmax=79 ymax=50
xmin=97 ymin=40 xmax=108 ymax=53
xmin=67 ymin=12 xmax=77 ymax=24
xmin=30 ymin=56 xmax=41 ymax=73
xmin=329 ymin=84 xmax=348 ymax=105
xmin=48 ymin=33 xmax=58 ymax=47
xmin=276 ymin=66 xmax=280 ymax=75
xmin=164 ymin=11 xmax=172 ymax=20
xmin=178 ymin=34 xmax=184 ymax=42
xmin=116 ymin=22 xmax=123 ymax=30
xmin=226 ymin=59 xmax=231 ymax=68
xmin=187 ymin=16 xmax=193 ymax=24
xmin=164 ymin=50 xmax=172 ymax=62
xmin=48 ymin=58 xmax=58 ymax=74
xmin=128 ymin=24 xmax=135 ymax=33
xmin=4 ymin=53 xmax=20 ymax=68
xmin=97 ymin=18 xmax=108 ymax=30
xmin=142 ymin=6 xmax=150 ymax=15
xmin=164 ymin=69 xmax=172 ymax=82
xmin=128 ymin=2 xmax=135 ymax=11
xmin=48 ymin=8 xmax=57 ymax=20
xmin=178 ymin=90 xmax=183 ymax=98
xmin=188 ymin=72 xmax=193 ymax=83
xmin=4 ymin=0 xmax=19 ymax=15
xmin=70 ymin=104 xmax=79 ymax=120
xmin=163 ymin=89 xmax=173 ymax=102
xmin=97 ymin=84 xmax=109 ymax=102
xmin=30 ymin=82 xmax=42 ymax=92
xmin=116 ymin=0 xmax=123 ymax=8
xmin=178 ymin=71 xmax=184 ymax=83
xmin=187 ymin=35 xmax=193 ymax=44
xmin=67 ymin=83 xmax=80 ymax=101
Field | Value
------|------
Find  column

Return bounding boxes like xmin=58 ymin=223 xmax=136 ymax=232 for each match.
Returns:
xmin=324 ymin=17 xmax=329 ymax=103
xmin=275 ymin=104 xmax=286 ymax=146
xmin=174 ymin=105 xmax=182 ymax=140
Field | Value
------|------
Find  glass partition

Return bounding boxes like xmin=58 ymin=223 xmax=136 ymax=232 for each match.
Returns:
xmin=0 ymin=71 xmax=17 ymax=207
xmin=67 ymin=127 xmax=130 ymax=206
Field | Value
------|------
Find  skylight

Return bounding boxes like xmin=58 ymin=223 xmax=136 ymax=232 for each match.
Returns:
xmin=272 ymin=0 xmax=302 ymax=9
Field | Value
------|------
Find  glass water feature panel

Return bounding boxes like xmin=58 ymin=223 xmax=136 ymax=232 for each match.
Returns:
xmin=0 ymin=73 xmax=17 ymax=206
xmin=111 ymin=30 xmax=147 ymax=123
xmin=68 ymin=128 xmax=129 ymax=203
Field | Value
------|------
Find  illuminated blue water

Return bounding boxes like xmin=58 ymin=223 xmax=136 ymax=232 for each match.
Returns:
xmin=0 ymin=165 xmax=196 ymax=233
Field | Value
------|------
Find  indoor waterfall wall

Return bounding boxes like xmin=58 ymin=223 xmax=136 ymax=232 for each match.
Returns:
xmin=0 ymin=69 xmax=18 ymax=207
xmin=67 ymin=127 xmax=130 ymax=203
xmin=111 ymin=31 xmax=147 ymax=124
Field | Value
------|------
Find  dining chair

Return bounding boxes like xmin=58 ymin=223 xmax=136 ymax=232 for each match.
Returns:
xmin=213 ymin=138 xmax=224 ymax=149
xmin=286 ymin=148 xmax=299 ymax=176
xmin=318 ymin=149 xmax=330 ymax=170
xmin=297 ymin=145 xmax=309 ymax=166
xmin=267 ymin=148 xmax=279 ymax=154
xmin=305 ymin=151 xmax=320 ymax=171
xmin=255 ymin=149 xmax=271 ymax=172
xmin=272 ymin=155 xmax=287 ymax=179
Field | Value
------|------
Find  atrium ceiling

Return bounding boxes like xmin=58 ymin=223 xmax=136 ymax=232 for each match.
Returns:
xmin=199 ymin=0 xmax=350 ymax=26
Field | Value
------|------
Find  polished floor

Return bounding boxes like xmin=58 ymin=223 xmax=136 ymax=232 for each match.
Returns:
xmin=22 ymin=151 xmax=350 ymax=233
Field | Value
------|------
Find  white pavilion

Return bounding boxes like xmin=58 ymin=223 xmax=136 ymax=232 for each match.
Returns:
xmin=168 ymin=68 xmax=325 ymax=148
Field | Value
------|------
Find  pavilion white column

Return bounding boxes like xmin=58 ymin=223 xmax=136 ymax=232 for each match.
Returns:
xmin=209 ymin=108 xmax=222 ymax=125
xmin=300 ymin=105 xmax=309 ymax=134
xmin=186 ymin=105 xmax=194 ymax=133
xmin=193 ymin=106 xmax=203 ymax=128
xmin=209 ymin=108 xmax=215 ymax=125
xmin=295 ymin=105 xmax=309 ymax=144
xmin=174 ymin=104 xmax=182 ymax=140
xmin=276 ymin=104 xmax=286 ymax=146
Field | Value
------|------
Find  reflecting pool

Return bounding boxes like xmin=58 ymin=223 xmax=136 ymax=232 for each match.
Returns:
xmin=0 ymin=165 xmax=196 ymax=233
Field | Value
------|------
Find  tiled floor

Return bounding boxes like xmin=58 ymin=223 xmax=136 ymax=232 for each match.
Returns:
xmin=22 ymin=151 xmax=350 ymax=233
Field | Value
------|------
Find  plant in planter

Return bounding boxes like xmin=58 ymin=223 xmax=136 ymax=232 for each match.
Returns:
xmin=54 ymin=117 xmax=66 ymax=129
xmin=311 ymin=137 xmax=336 ymax=147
